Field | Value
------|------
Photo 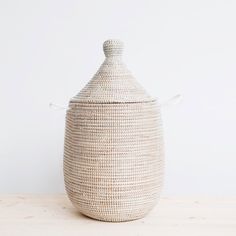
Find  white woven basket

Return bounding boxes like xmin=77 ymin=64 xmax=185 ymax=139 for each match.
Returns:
xmin=64 ymin=39 xmax=164 ymax=222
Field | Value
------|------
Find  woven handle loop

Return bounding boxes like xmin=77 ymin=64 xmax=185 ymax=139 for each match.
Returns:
xmin=160 ymin=94 xmax=183 ymax=108
xmin=49 ymin=95 xmax=183 ymax=111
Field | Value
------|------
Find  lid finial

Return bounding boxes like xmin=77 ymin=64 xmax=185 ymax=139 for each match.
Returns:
xmin=103 ymin=39 xmax=124 ymax=57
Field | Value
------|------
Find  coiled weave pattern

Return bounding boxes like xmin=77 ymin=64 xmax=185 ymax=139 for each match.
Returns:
xmin=64 ymin=40 xmax=164 ymax=222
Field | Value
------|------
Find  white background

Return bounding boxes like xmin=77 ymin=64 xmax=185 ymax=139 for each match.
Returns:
xmin=0 ymin=0 xmax=235 ymax=195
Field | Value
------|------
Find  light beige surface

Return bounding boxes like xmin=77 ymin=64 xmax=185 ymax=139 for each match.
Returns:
xmin=0 ymin=195 xmax=235 ymax=236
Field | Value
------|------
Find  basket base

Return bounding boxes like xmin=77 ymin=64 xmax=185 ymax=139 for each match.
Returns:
xmin=77 ymin=208 xmax=154 ymax=222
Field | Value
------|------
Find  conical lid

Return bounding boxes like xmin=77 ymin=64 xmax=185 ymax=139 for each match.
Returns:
xmin=71 ymin=39 xmax=154 ymax=103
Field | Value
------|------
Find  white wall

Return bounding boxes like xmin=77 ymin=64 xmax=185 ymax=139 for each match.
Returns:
xmin=0 ymin=0 xmax=235 ymax=195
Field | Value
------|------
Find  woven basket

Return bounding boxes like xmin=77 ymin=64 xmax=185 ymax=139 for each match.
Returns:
xmin=64 ymin=39 xmax=164 ymax=222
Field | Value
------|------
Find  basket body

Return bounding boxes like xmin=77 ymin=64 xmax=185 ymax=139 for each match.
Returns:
xmin=63 ymin=40 xmax=164 ymax=222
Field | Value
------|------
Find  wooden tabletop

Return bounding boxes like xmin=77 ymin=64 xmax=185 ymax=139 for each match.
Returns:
xmin=0 ymin=195 xmax=235 ymax=236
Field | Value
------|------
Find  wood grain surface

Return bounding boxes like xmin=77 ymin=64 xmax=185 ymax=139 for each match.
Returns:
xmin=0 ymin=195 xmax=235 ymax=236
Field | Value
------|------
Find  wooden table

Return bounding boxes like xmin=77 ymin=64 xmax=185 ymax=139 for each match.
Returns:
xmin=0 ymin=195 xmax=235 ymax=235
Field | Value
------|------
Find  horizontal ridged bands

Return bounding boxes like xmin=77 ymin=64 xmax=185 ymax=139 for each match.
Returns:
xmin=64 ymin=101 xmax=164 ymax=222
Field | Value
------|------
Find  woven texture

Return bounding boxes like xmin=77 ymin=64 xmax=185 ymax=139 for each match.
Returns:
xmin=71 ymin=39 xmax=153 ymax=103
xmin=64 ymin=39 xmax=164 ymax=222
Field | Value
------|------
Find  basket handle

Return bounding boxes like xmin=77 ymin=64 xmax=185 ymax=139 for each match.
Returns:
xmin=49 ymin=94 xmax=183 ymax=110
xmin=160 ymin=94 xmax=183 ymax=108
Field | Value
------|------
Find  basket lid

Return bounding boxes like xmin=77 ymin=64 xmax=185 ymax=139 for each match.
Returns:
xmin=71 ymin=39 xmax=154 ymax=103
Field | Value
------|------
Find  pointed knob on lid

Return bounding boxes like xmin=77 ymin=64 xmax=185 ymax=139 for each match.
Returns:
xmin=103 ymin=39 xmax=124 ymax=57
